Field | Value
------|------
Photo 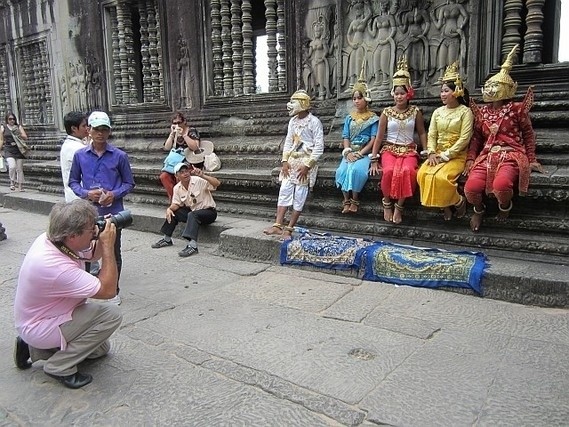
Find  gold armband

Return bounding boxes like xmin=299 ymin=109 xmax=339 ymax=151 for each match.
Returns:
xmin=282 ymin=151 xmax=291 ymax=162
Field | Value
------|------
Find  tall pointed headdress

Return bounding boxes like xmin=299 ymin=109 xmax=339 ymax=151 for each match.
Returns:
xmin=391 ymin=56 xmax=414 ymax=99
xmin=352 ymin=60 xmax=372 ymax=102
xmin=440 ymin=61 xmax=464 ymax=98
xmin=483 ymin=44 xmax=519 ymax=102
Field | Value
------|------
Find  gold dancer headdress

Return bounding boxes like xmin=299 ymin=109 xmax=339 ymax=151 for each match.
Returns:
xmin=440 ymin=61 xmax=464 ymax=98
xmin=483 ymin=44 xmax=519 ymax=102
xmin=352 ymin=60 xmax=372 ymax=102
xmin=391 ymin=56 xmax=414 ymax=99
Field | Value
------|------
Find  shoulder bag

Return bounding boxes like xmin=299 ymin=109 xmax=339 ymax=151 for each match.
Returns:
xmin=162 ymin=148 xmax=186 ymax=174
xmin=9 ymin=128 xmax=29 ymax=157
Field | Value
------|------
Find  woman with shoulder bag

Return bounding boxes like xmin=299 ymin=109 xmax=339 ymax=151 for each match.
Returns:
xmin=160 ymin=112 xmax=200 ymax=202
xmin=0 ymin=112 xmax=29 ymax=191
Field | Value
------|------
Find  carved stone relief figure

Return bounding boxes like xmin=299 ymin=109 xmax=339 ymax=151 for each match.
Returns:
xmin=76 ymin=60 xmax=87 ymax=111
xmin=430 ymin=0 xmax=468 ymax=84
xmin=177 ymin=37 xmax=192 ymax=109
xmin=68 ymin=60 xmax=88 ymax=111
xmin=59 ymin=74 xmax=68 ymax=112
xmin=329 ymin=10 xmax=339 ymax=98
xmin=398 ymin=0 xmax=430 ymax=88
xmin=369 ymin=0 xmax=396 ymax=88
xmin=85 ymin=58 xmax=104 ymax=110
xmin=342 ymin=0 xmax=373 ymax=90
xmin=307 ymin=14 xmax=331 ymax=100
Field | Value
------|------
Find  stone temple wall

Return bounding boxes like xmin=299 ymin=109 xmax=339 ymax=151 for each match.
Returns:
xmin=0 ymin=1 xmax=568 ymax=262
xmin=0 ymin=0 xmax=565 ymax=133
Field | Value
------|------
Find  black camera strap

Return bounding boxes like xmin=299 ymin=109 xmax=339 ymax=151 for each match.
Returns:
xmin=52 ymin=241 xmax=96 ymax=261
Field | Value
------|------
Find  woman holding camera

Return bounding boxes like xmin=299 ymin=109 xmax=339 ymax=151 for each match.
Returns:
xmin=0 ymin=112 xmax=28 ymax=191
xmin=160 ymin=112 xmax=200 ymax=202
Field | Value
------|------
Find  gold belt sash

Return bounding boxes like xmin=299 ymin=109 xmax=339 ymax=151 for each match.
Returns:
xmin=490 ymin=145 xmax=515 ymax=153
xmin=380 ymin=143 xmax=417 ymax=156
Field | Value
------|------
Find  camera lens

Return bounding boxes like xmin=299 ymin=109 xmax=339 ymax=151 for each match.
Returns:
xmin=96 ymin=210 xmax=133 ymax=232
xmin=110 ymin=210 xmax=133 ymax=229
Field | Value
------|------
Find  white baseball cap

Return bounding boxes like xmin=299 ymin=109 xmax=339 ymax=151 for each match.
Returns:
xmin=173 ymin=162 xmax=191 ymax=174
xmin=88 ymin=111 xmax=112 ymax=128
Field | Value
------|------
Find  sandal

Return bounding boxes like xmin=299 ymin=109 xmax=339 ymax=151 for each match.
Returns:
xmin=454 ymin=195 xmax=467 ymax=219
xmin=393 ymin=203 xmax=404 ymax=224
xmin=341 ymin=200 xmax=351 ymax=214
xmin=382 ymin=198 xmax=394 ymax=222
xmin=470 ymin=204 xmax=485 ymax=232
xmin=348 ymin=199 xmax=360 ymax=213
xmin=263 ymin=222 xmax=284 ymax=235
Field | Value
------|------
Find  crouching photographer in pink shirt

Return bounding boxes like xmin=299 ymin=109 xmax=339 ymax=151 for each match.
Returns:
xmin=13 ymin=199 xmax=123 ymax=389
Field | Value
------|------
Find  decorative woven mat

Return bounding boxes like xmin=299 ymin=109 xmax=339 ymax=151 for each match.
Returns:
xmin=281 ymin=232 xmax=487 ymax=294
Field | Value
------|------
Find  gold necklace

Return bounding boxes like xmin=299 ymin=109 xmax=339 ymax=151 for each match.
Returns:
xmin=350 ymin=109 xmax=374 ymax=123
xmin=385 ymin=106 xmax=416 ymax=121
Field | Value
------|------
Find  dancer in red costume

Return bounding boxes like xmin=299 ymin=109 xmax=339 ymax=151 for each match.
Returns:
xmin=464 ymin=45 xmax=546 ymax=231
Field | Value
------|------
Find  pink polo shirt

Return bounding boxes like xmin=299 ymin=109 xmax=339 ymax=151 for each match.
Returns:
xmin=14 ymin=233 xmax=101 ymax=350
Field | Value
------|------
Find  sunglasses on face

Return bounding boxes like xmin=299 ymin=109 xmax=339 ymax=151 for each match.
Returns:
xmin=172 ymin=121 xmax=183 ymax=125
xmin=8 ymin=117 xmax=15 ymax=121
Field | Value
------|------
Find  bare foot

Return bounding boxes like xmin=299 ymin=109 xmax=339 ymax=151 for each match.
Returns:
xmin=443 ymin=207 xmax=453 ymax=221
xmin=349 ymin=200 xmax=359 ymax=213
xmin=496 ymin=201 xmax=512 ymax=222
xmin=341 ymin=200 xmax=351 ymax=214
xmin=280 ymin=227 xmax=293 ymax=241
xmin=470 ymin=213 xmax=484 ymax=231
xmin=382 ymin=199 xmax=393 ymax=222
xmin=263 ymin=224 xmax=283 ymax=235
xmin=455 ymin=196 xmax=466 ymax=219
xmin=383 ymin=206 xmax=393 ymax=222
xmin=393 ymin=204 xmax=403 ymax=224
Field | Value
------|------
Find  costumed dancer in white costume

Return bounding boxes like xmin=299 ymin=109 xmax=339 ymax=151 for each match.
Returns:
xmin=263 ymin=90 xmax=324 ymax=240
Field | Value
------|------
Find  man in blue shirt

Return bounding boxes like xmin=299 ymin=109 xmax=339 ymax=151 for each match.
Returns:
xmin=69 ymin=111 xmax=135 ymax=305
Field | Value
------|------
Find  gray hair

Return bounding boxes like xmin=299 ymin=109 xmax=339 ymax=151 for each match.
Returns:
xmin=47 ymin=199 xmax=98 ymax=243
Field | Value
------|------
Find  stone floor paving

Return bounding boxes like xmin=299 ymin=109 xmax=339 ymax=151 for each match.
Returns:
xmin=0 ymin=207 xmax=568 ymax=426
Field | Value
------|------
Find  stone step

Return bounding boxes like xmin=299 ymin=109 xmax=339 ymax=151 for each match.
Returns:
xmin=1 ymin=186 xmax=567 ymax=309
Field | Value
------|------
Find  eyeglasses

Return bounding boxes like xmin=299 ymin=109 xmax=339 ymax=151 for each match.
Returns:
xmin=172 ymin=121 xmax=182 ymax=125
xmin=83 ymin=224 xmax=97 ymax=234
xmin=190 ymin=193 xmax=197 ymax=204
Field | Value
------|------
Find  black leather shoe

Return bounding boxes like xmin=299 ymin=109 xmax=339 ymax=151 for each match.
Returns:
xmin=14 ymin=336 xmax=32 ymax=370
xmin=46 ymin=372 xmax=93 ymax=389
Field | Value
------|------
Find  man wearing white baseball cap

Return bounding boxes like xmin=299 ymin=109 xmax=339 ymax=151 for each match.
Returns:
xmin=69 ymin=111 xmax=135 ymax=304
xmin=151 ymin=161 xmax=220 ymax=257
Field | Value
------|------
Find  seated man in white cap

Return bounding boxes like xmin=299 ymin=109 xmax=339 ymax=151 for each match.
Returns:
xmin=151 ymin=145 xmax=220 ymax=257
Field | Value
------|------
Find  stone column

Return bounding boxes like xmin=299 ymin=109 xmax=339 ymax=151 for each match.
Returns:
xmin=501 ymin=0 xmax=523 ymax=61
xmin=523 ymin=0 xmax=545 ymax=63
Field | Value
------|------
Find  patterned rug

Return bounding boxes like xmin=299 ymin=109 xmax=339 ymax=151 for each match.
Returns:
xmin=361 ymin=242 xmax=486 ymax=294
xmin=280 ymin=233 xmax=374 ymax=270
xmin=280 ymin=233 xmax=487 ymax=294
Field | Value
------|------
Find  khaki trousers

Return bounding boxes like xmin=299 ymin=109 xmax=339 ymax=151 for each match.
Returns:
xmin=30 ymin=303 xmax=122 ymax=376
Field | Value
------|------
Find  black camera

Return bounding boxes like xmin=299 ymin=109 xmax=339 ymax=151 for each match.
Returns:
xmin=96 ymin=210 xmax=133 ymax=232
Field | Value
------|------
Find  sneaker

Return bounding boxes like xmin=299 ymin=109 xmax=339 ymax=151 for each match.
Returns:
xmin=151 ymin=238 xmax=173 ymax=249
xmin=178 ymin=246 xmax=198 ymax=257
xmin=100 ymin=295 xmax=121 ymax=305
